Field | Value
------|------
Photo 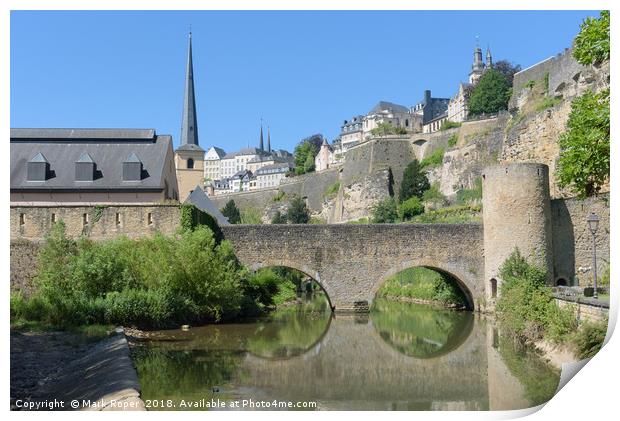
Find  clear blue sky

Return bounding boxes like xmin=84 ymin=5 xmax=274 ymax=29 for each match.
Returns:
xmin=11 ymin=10 xmax=599 ymax=153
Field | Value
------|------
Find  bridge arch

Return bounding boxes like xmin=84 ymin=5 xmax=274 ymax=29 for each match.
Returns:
xmin=246 ymin=259 xmax=335 ymax=310
xmin=372 ymin=260 xmax=477 ymax=310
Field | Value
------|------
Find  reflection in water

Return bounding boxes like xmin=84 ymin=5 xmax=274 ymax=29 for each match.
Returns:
xmin=131 ymin=294 xmax=560 ymax=411
xmin=371 ymin=299 xmax=474 ymax=359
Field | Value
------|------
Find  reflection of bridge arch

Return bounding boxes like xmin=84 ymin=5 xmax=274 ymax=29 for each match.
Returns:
xmin=370 ymin=301 xmax=475 ymax=359
xmin=373 ymin=261 xmax=476 ymax=310
xmin=246 ymin=313 xmax=332 ymax=361
xmin=248 ymin=260 xmax=335 ymax=310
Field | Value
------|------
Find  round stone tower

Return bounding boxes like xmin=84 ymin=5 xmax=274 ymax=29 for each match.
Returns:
xmin=481 ymin=163 xmax=553 ymax=304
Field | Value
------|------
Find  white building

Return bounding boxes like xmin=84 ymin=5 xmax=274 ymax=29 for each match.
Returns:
xmin=204 ymin=146 xmax=226 ymax=181
xmin=362 ymin=101 xmax=417 ymax=139
xmin=314 ymin=138 xmax=334 ymax=172
xmin=220 ymin=147 xmax=266 ymax=179
xmin=256 ymin=162 xmax=292 ymax=189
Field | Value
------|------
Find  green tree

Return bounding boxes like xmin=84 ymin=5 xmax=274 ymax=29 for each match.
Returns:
xmin=399 ymin=196 xmax=424 ymax=220
xmin=287 ymin=197 xmax=311 ymax=224
xmin=573 ymin=11 xmax=610 ymax=65
xmin=221 ymin=200 xmax=241 ymax=224
xmin=399 ymin=159 xmax=430 ymax=201
xmin=557 ymin=89 xmax=610 ymax=197
xmin=294 ymin=136 xmax=322 ymax=175
xmin=270 ymin=211 xmax=288 ymax=224
xmin=493 ymin=60 xmax=522 ymax=87
xmin=372 ymin=197 xmax=398 ymax=223
xmin=467 ymin=69 xmax=512 ymax=116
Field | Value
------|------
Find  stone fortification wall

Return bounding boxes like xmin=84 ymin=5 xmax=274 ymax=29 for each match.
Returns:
xmin=280 ymin=168 xmax=340 ymax=212
xmin=209 ymin=188 xmax=280 ymax=213
xmin=482 ymin=163 xmax=554 ymax=301
xmin=551 ymin=194 xmax=610 ymax=286
xmin=10 ymin=204 xmax=181 ymax=241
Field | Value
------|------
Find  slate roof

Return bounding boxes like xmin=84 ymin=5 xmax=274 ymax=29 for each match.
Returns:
xmin=222 ymin=147 xmax=269 ymax=159
xmin=207 ymin=146 xmax=226 ymax=158
xmin=256 ymin=162 xmax=292 ymax=175
xmin=11 ymin=128 xmax=174 ymax=191
xmin=369 ymin=101 xmax=410 ymax=114
xmin=184 ymin=186 xmax=230 ymax=225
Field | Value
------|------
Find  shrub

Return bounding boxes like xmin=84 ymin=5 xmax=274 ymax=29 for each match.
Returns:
xmin=420 ymin=148 xmax=444 ymax=169
xmin=496 ymin=249 xmax=577 ymax=343
xmin=240 ymin=208 xmax=262 ymax=224
xmin=422 ymin=183 xmax=446 ymax=205
xmin=455 ymin=177 xmax=483 ymax=204
xmin=221 ymin=200 xmax=241 ymax=224
xmin=399 ymin=196 xmax=424 ymax=220
xmin=447 ymin=134 xmax=458 ymax=147
xmin=574 ymin=319 xmax=608 ymax=359
xmin=441 ymin=121 xmax=461 ymax=131
xmin=400 ymin=159 xmax=430 ymax=201
xmin=272 ymin=191 xmax=285 ymax=202
xmin=287 ymin=197 xmax=311 ymax=224
xmin=372 ymin=197 xmax=398 ymax=223
xmin=270 ymin=211 xmax=288 ymax=224
xmin=325 ymin=181 xmax=340 ymax=198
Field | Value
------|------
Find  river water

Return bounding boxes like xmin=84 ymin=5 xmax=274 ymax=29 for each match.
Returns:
xmin=130 ymin=295 xmax=560 ymax=411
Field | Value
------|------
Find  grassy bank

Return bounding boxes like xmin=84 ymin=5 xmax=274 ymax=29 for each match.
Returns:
xmin=376 ymin=267 xmax=469 ymax=308
xmin=10 ymin=221 xmax=299 ymax=330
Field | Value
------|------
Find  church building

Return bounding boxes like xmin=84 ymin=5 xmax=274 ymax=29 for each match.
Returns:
xmin=174 ymin=31 xmax=206 ymax=202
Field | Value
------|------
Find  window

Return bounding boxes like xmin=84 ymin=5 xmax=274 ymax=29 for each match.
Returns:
xmin=51 ymin=213 xmax=56 ymax=224
xmin=19 ymin=213 xmax=25 ymax=226
xmin=147 ymin=213 xmax=153 ymax=226
xmin=83 ymin=213 xmax=89 ymax=226
xmin=187 ymin=158 xmax=194 ymax=169
xmin=490 ymin=278 xmax=498 ymax=299
xmin=115 ymin=213 xmax=121 ymax=226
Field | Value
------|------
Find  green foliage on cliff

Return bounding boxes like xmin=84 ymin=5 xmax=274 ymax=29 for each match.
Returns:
xmin=419 ymin=148 xmax=444 ymax=169
xmin=455 ymin=177 xmax=483 ymax=205
xmin=370 ymin=121 xmax=408 ymax=136
xmin=408 ymin=204 xmax=481 ymax=224
xmin=287 ymin=197 xmax=311 ymax=224
xmin=496 ymin=249 xmax=577 ymax=343
xmin=371 ymin=197 xmax=398 ymax=223
xmin=573 ymin=11 xmax=610 ymax=65
xmin=447 ymin=133 xmax=458 ymax=147
xmin=467 ymin=69 xmax=512 ymax=116
xmin=325 ymin=181 xmax=340 ymax=198
xmin=270 ymin=211 xmax=288 ymax=224
xmin=240 ymin=208 xmax=262 ymax=224
xmin=440 ymin=121 xmax=461 ymax=131
xmin=400 ymin=159 xmax=431 ymax=201
xmin=556 ymin=89 xmax=610 ymax=198
xmin=221 ymin=199 xmax=241 ymax=224
xmin=399 ymin=196 xmax=424 ymax=220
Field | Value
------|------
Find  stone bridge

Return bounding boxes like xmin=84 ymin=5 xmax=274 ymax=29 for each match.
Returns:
xmin=221 ymin=224 xmax=484 ymax=312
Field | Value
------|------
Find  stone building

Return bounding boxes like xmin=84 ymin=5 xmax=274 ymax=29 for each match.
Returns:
xmin=314 ymin=138 xmax=334 ymax=172
xmin=10 ymin=128 xmax=179 ymax=203
xmin=174 ymin=32 xmax=205 ymax=202
xmin=412 ymin=90 xmax=451 ymax=133
xmin=256 ymin=162 xmax=292 ymax=189
xmin=363 ymin=101 xmax=418 ymax=139
xmin=339 ymin=115 xmax=364 ymax=149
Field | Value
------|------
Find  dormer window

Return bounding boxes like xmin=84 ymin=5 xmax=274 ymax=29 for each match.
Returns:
xmin=27 ymin=152 xmax=50 ymax=181
xmin=75 ymin=153 xmax=95 ymax=181
xmin=123 ymin=153 xmax=143 ymax=181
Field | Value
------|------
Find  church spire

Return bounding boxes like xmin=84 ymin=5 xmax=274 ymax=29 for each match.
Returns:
xmin=267 ymin=126 xmax=271 ymax=152
xmin=180 ymin=31 xmax=200 ymax=149
xmin=259 ymin=120 xmax=264 ymax=151
xmin=486 ymin=46 xmax=493 ymax=68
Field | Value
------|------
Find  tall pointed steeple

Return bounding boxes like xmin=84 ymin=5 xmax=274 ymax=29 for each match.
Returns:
xmin=179 ymin=31 xmax=202 ymax=150
xmin=267 ymin=126 xmax=271 ymax=152
xmin=259 ymin=121 xmax=264 ymax=151
xmin=486 ymin=46 xmax=493 ymax=68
